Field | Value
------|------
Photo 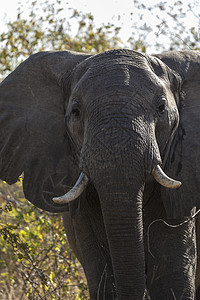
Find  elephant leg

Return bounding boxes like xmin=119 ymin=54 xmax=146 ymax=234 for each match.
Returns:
xmin=63 ymin=199 xmax=116 ymax=299
xmin=145 ymin=215 xmax=196 ymax=300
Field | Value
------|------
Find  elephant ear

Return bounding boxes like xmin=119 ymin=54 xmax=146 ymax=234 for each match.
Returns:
xmin=0 ymin=51 xmax=91 ymax=213
xmin=155 ymin=50 xmax=200 ymax=218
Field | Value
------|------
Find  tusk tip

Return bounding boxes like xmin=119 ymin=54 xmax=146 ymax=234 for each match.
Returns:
xmin=52 ymin=197 xmax=59 ymax=203
xmin=171 ymin=180 xmax=182 ymax=189
xmin=52 ymin=196 xmax=69 ymax=204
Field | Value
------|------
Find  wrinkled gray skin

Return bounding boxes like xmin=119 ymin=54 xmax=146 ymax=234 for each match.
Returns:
xmin=0 ymin=49 xmax=200 ymax=299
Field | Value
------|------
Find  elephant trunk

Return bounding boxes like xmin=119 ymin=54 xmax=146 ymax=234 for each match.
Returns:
xmin=83 ymin=113 xmax=159 ymax=299
xmin=94 ymin=165 xmax=146 ymax=299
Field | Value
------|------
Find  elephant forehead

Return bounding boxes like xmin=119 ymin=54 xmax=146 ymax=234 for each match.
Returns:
xmin=75 ymin=64 xmax=165 ymax=106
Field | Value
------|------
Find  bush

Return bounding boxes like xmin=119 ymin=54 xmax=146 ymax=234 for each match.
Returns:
xmin=0 ymin=181 xmax=89 ymax=299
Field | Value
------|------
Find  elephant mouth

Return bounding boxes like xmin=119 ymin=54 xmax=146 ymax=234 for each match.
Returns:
xmin=52 ymin=165 xmax=181 ymax=204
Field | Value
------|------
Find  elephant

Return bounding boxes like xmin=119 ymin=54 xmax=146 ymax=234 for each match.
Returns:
xmin=0 ymin=48 xmax=200 ymax=299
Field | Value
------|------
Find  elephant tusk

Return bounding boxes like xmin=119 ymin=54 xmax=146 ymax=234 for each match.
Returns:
xmin=52 ymin=172 xmax=89 ymax=204
xmin=152 ymin=165 xmax=182 ymax=189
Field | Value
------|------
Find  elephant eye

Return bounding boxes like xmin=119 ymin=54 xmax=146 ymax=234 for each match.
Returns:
xmin=158 ymin=103 xmax=166 ymax=114
xmin=71 ymin=100 xmax=81 ymax=118
xmin=72 ymin=107 xmax=81 ymax=117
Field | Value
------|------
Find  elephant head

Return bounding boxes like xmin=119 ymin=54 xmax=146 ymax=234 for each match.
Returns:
xmin=0 ymin=49 xmax=200 ymax=299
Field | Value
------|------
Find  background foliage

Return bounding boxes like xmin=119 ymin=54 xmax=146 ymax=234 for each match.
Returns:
xmin=0 ymin=181 xmax=88 ymax=299
xmin=0 ymin=0 xmax=122 ymax=78
xmin=0 ymin=0 xmax=199 ymax=298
